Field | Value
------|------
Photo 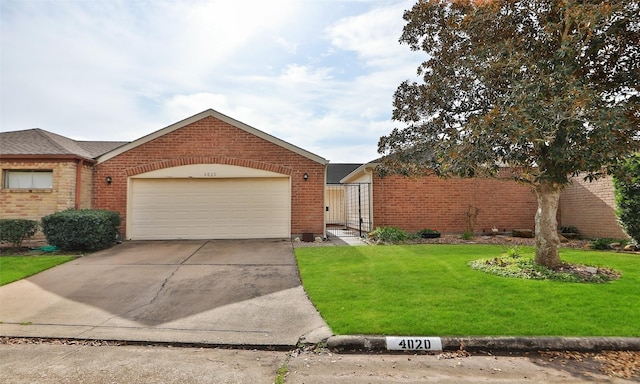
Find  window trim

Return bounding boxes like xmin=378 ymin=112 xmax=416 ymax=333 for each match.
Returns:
xmin=2 ymin=169 xmax=54 ymax=190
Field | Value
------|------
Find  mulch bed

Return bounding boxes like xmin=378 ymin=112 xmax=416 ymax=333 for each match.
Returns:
xmin=404 ymin=234 xmax=591 ymax=249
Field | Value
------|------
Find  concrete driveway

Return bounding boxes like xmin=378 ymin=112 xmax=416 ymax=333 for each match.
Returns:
xmin=0 ymin=239 xmax=331 ymax=347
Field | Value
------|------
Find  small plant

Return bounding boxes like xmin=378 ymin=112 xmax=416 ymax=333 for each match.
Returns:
xmin=275 ymin=364 xmax=289 ymax=384
xmin=590 ymin=238 xmax=629 ymax=250
xmin=461 ymin=231 xmax=474 ymax=240
xmin=417 ymin=228 xmax=441 ymax=239
xmin=0 ymin=219 xmax=39 ymax=250
xmin=369 ymin=227 xmax=408 ymax=244
xmin=559 ymin=225 xmax=579 ymax=234
xmin=506 ymin=246 xmax=521 ymax=258
xmin=465 ymin=205 xmax=479 ymax=234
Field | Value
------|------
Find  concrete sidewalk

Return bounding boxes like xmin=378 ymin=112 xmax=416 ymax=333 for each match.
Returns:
xmin=0 ymin=239 xmax=331 ymax=347
xmin=1 ymin=343 xmax=635 ymax=383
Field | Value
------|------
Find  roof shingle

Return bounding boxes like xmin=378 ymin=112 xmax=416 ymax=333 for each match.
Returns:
xmin=326 ymin=163 xmax=362 ymax=184
xmin=0 ymin=129 xmax=127 ymax=159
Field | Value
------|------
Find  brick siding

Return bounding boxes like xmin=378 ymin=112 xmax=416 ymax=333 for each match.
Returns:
xmin=79 ymin=164 xmax=93 ymax=209
xmin=93 ymin=116 xmax=325 ymax=238
xmin=559 ymin=175 xmax=626 ymax=239
xmin=1 ymin=159 xmax=93 ymax=239
xmin=372 ymin=174 xmax=537 ymax=233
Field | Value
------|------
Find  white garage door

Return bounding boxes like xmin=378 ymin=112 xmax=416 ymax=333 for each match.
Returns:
xmin=129 ymin=178 xmax=290 ymax=240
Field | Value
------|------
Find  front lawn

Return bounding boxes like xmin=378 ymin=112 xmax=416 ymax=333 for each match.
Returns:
xmin=0 ymin=256 xmax=76 ymax=286
xmin=295 ymin=244 xmax=640 ymax=337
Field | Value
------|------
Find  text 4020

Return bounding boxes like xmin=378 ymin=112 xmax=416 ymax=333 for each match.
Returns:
xmin=386 ymin=337 xmax=443 ymax=351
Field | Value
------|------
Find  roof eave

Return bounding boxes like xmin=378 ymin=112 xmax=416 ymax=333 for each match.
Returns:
xmin=97 ymin=109 xmax=329 ymax=165
xmin=340 ymin=162 xmax=379 ymax=183
xmin=0 ymin=154 xmax=97 ymax=163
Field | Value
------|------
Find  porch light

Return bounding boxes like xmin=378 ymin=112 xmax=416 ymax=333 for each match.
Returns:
xmin=106 ymin=176 xmax=112 ymax=185
xmin=303 ymin=173 xmax=308 ymax=181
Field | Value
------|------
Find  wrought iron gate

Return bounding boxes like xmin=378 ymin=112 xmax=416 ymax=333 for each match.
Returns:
xmin=325 ymin=183 xmax=372 ymax=237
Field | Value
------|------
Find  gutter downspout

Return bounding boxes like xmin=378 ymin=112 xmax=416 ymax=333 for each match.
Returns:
xmin=75 ymin=159 xmax=83 ymax=209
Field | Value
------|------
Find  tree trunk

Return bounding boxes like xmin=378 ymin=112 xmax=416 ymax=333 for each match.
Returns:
xmin=533 ymin=182 xmax=563 ymax=268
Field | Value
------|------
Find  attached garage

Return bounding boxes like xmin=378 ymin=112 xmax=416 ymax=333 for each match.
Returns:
xmin=94 ymin=109 xmax=327 ymax=240
xmin=127 ymin=164 xmax=291 ymax=240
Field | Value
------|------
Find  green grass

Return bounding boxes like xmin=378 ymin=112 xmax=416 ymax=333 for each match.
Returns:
xmin=295 ymin=244 xmax=640 ymax=337
xmin=0 ymin=256 xmax=76 ymax=285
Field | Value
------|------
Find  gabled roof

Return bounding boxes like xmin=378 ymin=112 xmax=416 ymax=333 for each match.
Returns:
xmin=97 ymin=109 xmax=329 ymax=165
xmin=340 ymin=161 xmax=380 ymax=183
xmin=327 ymin=163 xmax=362 ymax=183
xmin=77 ymin=141 xmax=129 ymax=158
xmin=0 ymin=128 xmax=127 ymax=160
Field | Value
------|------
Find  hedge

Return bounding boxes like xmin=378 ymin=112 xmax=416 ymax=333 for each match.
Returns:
xmin=41 ymin=209 xmax=121 ymax=251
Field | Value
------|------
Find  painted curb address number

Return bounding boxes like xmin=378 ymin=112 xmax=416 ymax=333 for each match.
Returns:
xmin=386 ymin=336 xmax=443 ymax=351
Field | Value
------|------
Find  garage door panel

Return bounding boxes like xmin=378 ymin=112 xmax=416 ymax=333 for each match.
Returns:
xmin=129 ymin=178 xmax=290 ymax=240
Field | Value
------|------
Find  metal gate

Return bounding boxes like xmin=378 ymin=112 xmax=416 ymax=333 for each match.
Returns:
xmin=325 ymin=183 xmax=372 ymax=237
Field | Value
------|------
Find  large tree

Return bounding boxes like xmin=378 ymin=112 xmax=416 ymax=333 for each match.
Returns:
xmin=379 ymin=0 xmax=639 ymax=268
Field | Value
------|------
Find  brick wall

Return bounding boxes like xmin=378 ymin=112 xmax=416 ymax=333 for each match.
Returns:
xmin=0 ymin=160 xmax=81 ymax=220
xmin=372 ymin=174 xmax=537 ymax=233
xmin=79 ymin=163 xmax=93 ymax=209
xmin=1 ymin=159 xmax=93 ymax=239
xmin=93 ymin=116 xmax=326 ymax=237
xmin=559 ymin=175 xmax=626 ymax=239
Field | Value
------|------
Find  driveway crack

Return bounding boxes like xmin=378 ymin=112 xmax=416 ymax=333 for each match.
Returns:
xmin=144 ymin=265 xmax=180 ymax=308
xmin=80 ymin=265 xmax=181 ymax=334
xmin=179 ymin=240 xmax=209 ymax=264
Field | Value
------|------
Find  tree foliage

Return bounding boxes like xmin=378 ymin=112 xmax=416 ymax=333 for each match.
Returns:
xmin=379 ymin=0 xmax=640 ymax=267
xmin=613 ymin=154 xmax=640 ymax=245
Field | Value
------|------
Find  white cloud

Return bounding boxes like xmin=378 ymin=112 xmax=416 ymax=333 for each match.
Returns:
xmin=326 ymin=1 xmax=415 ymax=65
xmin=281 ymin=64 xmax=334 ymax=83
xmin=1 ymin=0 xmax=422 ymax=162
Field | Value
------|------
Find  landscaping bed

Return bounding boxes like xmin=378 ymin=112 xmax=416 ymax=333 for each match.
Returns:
xmin=392 ymin=234 xmax=591 ymax=249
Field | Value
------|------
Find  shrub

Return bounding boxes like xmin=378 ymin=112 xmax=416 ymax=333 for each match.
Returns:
xmin=613 ymin=154 xmax=640 ymax=245
xmin=369 ymin=227 xmax=408 ymax=244
xmin=590 ymin=238 xmax=629 ymax=250
xmin=0 ymin=219 xmax=39 ymax=249
xmin=417 ymin=228 xmax=441 ymax=239
xmin=558 ymin=225 xmax=579 ymax=234
xmin=461 ymin=231 xmax=474 ymax=240
xmin=41 ymin=209 xmax=121 ymax=251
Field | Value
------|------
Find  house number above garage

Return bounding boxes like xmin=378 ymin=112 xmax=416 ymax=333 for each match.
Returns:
xmin=132 ymin=164 xmax=287 ymax=179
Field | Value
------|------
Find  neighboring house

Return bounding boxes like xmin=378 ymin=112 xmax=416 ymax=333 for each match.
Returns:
xmin=0 ymin=128 xmax=125 ymax=227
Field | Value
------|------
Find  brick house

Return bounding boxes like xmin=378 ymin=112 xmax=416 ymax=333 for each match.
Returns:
xmin=334 ymin=161 xmax=627 ymax=238
xmin=0 ymin=129 xmax=125 ymax=229
xmin=2 ymin=110 xmax=328 ymax=240
xmin=2 ymin=109 xmax=627 ymax=241
xmin=93 ymin=109 xmax=328 ymax=240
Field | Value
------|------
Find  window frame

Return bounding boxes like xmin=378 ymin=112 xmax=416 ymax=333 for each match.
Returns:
xmin=2 ymin=169 xmax=54 ymax=190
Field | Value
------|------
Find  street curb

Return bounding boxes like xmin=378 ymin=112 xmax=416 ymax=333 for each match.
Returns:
xmin=326 ymin=335 xmax=640 ymax=353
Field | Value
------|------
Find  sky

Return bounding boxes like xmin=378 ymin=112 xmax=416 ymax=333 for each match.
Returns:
xmin=1 ymin=0 xmax=424 ymax=163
